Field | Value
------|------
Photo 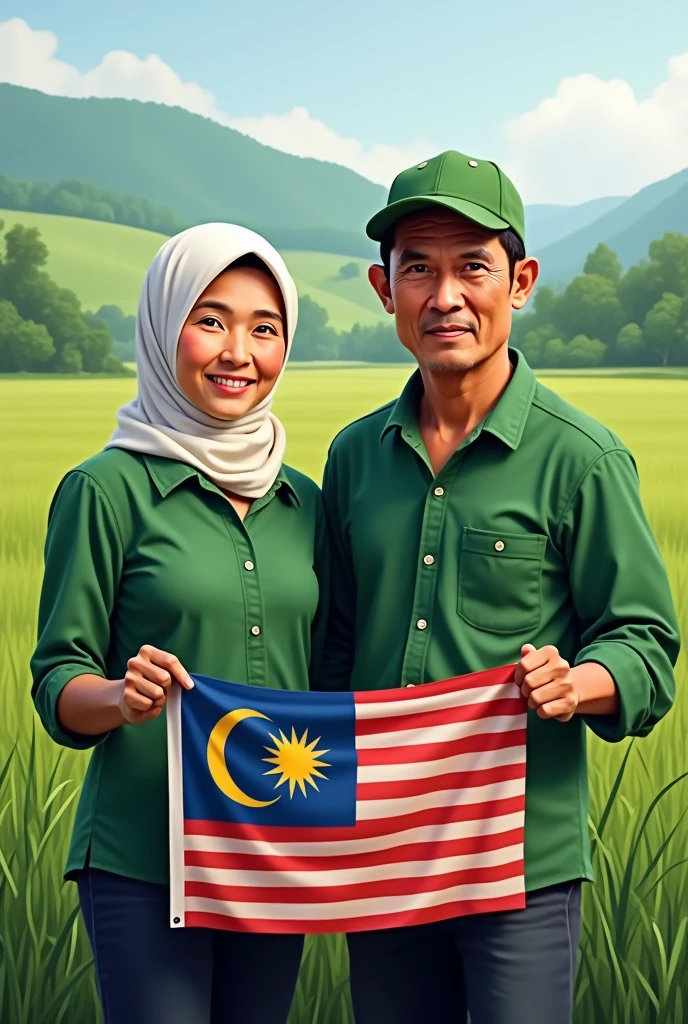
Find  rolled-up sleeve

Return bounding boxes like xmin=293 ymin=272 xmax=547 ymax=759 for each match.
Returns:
xmin=30 ymin=470 xmax=123 ymax=749
xmin=559 ymin=447 xmax=680 ymax=742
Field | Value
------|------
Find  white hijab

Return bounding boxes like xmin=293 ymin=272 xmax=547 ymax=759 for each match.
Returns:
xmin=106 ymin=223 xmax=298 ymax=498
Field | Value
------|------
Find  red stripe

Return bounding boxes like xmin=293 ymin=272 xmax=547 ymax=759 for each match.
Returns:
xmin=357 ymin=727 xmax=527 ymax=766
xmin=184 ymin=858 xmax=523 ymax=906
xmin=355 ymin=697 xmax=525 ymax=737
xmin=184 ymin=793 xmax=525 ymax=844
xmin=183 ymin=890 xmax=526 ymax=934
xmin=357 ymin=761 xmax=526 ymax=801
xmin=184 ymin=826 xmax=524 ymax=873
xmin=352 ymin=665 xmax=518 ymax=706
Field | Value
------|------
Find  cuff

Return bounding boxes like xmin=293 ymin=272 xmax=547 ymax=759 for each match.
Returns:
xmin=34 ymin=664 xmax=113 ymax=750
xmin=575 ymin=642 xmax=651 ymax=743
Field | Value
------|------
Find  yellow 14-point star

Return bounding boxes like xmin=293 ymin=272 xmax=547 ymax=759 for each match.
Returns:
xmin=262 ymin=727 xmax=331 ymax=798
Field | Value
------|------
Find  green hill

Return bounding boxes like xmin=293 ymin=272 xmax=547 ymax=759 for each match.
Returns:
xmin=0 ymin=85 xmax=382 ymax=258
xmin=526 ymin=196 xmax=626 ymax=252
xmin=536 ymin=167 xmax=688 ymax=285
xmin=0 ymin=210 xmax=386 ymax=330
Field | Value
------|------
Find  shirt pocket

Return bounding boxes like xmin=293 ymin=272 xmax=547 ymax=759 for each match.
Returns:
xmin=457 ymin=527 xmax=547 ymax=635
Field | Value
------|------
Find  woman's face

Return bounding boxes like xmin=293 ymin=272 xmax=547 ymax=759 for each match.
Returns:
xmin=176 ymin=265 xmax=287 ymax=420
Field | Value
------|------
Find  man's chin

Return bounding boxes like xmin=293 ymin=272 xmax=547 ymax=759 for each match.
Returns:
xmin=420 ymin=355 xmax=477 ymax=373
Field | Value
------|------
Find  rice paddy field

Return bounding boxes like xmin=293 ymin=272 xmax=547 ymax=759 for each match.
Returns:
xmin=1 ymin=369 xmax=686 ymax=1024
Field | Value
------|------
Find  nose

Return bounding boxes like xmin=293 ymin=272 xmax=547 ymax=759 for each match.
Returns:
xmin=431 ymin=272 xmax=466 ymax=313
xmin=218 ymin=329 xmax=251 ymax=367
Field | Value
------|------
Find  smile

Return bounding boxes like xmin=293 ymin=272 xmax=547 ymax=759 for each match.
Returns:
xmin=206 ymin=375 xmax=255 ymax=392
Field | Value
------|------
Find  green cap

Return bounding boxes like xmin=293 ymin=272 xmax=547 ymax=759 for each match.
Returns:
xmin=366 ymin=149 xmax=525 ymax=247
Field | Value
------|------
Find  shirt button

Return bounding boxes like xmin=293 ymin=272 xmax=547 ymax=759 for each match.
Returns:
xmin=406 ymin=683 xmax=416 ymax=688
xmin=417 ymin=619 xmax=427 ymax=630
xmin=250 ymin=625 xmax=261 ymax=636
xmin=423 ymin=555 xmax=435 ymax=566
xmin=244 ymin=560 xmax=255 ymax=571
xmin=434 ymin=487 xmax=444 ymax=497
xmin=494 ymin=540 xmax=505 ymax=552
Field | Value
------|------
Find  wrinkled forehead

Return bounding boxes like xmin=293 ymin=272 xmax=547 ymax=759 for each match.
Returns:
xmin=393 ymin=208 xmax=499 ymax=253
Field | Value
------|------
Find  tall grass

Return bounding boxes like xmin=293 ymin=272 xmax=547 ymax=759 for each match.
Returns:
xmin=1 ymin=372 xmax=686 ymax=1024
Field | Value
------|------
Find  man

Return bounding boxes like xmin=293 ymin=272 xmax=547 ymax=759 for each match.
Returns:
xmin=317 ymin=150 xmax=680 ymax=1024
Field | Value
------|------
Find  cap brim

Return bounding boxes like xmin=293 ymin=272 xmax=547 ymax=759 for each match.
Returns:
xmin=366 ymin=195 xmax=510 ymax=242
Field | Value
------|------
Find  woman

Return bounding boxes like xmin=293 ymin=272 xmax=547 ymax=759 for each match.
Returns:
xmin=30 ymin=223 xmax=327 ymax=1024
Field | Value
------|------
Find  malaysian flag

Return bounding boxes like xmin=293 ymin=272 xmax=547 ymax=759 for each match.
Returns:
xmin=167 ymin=666 xmax=528 ymax=934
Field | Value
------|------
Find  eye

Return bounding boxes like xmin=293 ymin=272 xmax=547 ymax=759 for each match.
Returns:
xmin=405 ymin=264 xmax=429 ymax=274
xmin=198 ymin=315 xmax=223 ymax=329
xmin=465 ymin=262 xmax=488 ymax=272
xmin=254 ymin=323 xmax=279 ymax=336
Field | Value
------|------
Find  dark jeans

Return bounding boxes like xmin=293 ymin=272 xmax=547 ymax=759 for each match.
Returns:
xmin=77 ymin=867 xmax=304 ymax=1024
xmin=346 ymin=880 xmax=582 ymax=1024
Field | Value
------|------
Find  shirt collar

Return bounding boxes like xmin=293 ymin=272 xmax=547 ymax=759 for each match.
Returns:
xmin=380 ymin=348 xmax=536 ymax=452
xmin=141 ymin=455 xmax=300 ymax=506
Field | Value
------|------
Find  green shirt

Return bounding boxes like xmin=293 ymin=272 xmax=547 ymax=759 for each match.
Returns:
xmin=318 ymin=350 xmax=679 ymax=892
xmin=30 ymin=448 xmax=328 ymax=885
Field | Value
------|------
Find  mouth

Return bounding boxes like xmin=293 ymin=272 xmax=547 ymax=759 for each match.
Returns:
xmin=425 ymin=326 xmax=474 ymax=340
xmin=205 ymin=374 xmax=256 ymax=396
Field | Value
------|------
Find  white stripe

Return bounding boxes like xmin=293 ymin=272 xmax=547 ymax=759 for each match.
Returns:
xmin=356 ymin=713 xmax=527 ymax=750
xmin=357 ymin=742 xmax=525 ymax=784
xmin=355 ymin=683 xmax=516 ymax=722
xmin=184 ymin=875 xmax=525 ymax=921
xmin=184 ymin=842 xmax=523 ymax=889
xmin=357 ymin=777 xmax=525 ymax=820
xmin=184 ymin=810 xmax=524 ymax=859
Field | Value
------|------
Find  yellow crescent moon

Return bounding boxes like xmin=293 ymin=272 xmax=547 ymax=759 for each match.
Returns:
xmin=206 ymin=707 xmax=280 ymax=808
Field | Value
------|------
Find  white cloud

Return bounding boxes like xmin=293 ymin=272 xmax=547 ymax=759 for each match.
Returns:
xmin=502 ymin=55 xmax=688 ymax=204
xmin=0 ymin=17 xmax=433 ymax=186
xmin=6 ymin=17 xmax=688 ymax=204
xmin=228 ymin=107 xmax=434 ymax=186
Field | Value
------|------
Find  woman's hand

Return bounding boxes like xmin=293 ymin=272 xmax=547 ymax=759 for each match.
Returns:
xmin=119 ymin=645 xmax=195 ymax=724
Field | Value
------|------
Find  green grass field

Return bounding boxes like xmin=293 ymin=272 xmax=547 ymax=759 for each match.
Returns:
xmin=1 ymin=371 xmax=686 ymax=1024
xmin=0 ymin=211 xmax=386 ymax=330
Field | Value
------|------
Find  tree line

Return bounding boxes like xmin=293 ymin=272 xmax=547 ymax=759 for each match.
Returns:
xmin=0 ymin=222 xmax=127 ymax=374
xmin=0 ymin=173 xmax=183 ymax=237
xmin=3 ymin=220 xmax=688 ymax=373
xmin=510 ymin=235 xmax=688 ymax=367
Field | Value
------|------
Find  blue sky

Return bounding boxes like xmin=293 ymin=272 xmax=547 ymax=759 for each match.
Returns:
xmin=3 ymin=2 xmax=688 ymax=202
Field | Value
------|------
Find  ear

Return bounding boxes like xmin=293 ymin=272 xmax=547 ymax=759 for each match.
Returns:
xmin=511 ymin=256 xmax=539 ymax=310
xmin=368 ymin=264 xmax=395 ymax=315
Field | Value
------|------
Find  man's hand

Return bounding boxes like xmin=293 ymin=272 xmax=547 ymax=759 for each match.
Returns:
xmin=514 ymin=644 xmax=579 ymax=722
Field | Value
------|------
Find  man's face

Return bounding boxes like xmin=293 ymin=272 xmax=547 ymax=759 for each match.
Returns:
xmin=369 ymin=208 xmax=537 ymax=373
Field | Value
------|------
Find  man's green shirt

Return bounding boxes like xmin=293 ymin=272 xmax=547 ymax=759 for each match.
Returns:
xmin=318 ymin=350 xmax=679 ymax=892
xmin=31 ymin=448 xmax=328 ymax=885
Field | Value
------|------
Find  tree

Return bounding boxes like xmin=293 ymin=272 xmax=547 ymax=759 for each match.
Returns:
xmin=554 ymin=274 xmax=625 ymax=347
xmin=0 ymin=222 xmax=127 ymax=375
xmin=0 ymin=300 xmax=54 ymax=371
xmin=541 ymin=334 xmax=606 ymax=369
xmin=291 ymin=296 xmax=339 ymax=360
xmin=616 ymin=323 xmax=645 ymax=362
xmin=342 ymin=322 xmax=412 ymax=363
xmin=520 ymin=324 xmax=562 ymax=367
xmin=618 ymin=261 xmax=665 ymax=328
xmin=338 ymin=262 xmax=360 ymax=279
xmin=583 ymin=244 xmax=622 ymax=283
xmin=647 ymin=234 xmax=688 ymax=298
xmin=643 ymin=293 xmax=683 ymax=366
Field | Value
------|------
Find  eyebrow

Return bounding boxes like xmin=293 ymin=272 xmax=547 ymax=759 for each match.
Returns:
xmin=397 ymin=248 xmax=429 ymax=264
xmin=194 ymin=300 xmax=284 ymax=324
xmin=396 ymin=245 xmax=496 ymax=265
xmin=461 ymin=247 xmax=495 ymax=264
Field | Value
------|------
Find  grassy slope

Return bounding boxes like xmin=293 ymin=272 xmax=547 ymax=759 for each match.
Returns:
xmin=0 ymin=211 xmax=386 ymax=330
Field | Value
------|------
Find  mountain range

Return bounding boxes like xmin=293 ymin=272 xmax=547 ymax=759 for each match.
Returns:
xmin=1 ymin=83 xmax=687 ymax=286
